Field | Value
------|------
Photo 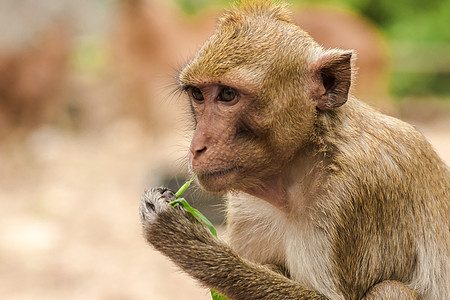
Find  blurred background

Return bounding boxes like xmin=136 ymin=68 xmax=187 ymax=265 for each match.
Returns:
xmin=0 ymin=0 xmax=449 ymax=299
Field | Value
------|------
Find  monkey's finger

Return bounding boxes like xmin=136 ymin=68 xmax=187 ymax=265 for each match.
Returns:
xmin=140 ymin=188 xmax=172 ymax=224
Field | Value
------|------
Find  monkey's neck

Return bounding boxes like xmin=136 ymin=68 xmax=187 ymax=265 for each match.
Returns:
xmin=246 ymin=176 xmax=289 ymax=208
xmin=246 ymin=146 xmax=322 ymax=211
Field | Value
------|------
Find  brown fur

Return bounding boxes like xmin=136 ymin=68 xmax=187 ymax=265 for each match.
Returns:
xmin=140 ymin=2 xmax=449 ymax=299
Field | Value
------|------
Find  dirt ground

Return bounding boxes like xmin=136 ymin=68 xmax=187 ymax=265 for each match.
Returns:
xmin=0 ymin=108 xmax=449 ymax=300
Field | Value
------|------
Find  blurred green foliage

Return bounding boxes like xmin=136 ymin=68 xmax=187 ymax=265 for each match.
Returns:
xmin=71 ymin=36 xmax=109 ymax=75
xmin=346 ymin=0 xmax=450 ymax=98
xmin=175 ymin=0 xmax=214 ymax=16
xmin=172 ymin=0 xmax=450 ymax=98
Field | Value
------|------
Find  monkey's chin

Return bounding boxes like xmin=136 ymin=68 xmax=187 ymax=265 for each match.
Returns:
xmin=196 ymin=166 xmax=240 ymax=193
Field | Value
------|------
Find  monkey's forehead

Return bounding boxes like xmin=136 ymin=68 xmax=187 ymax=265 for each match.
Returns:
xmin=179 ymin=26 xmax=317 ymax=87
xmin=179 ymin=65 xmax=264 ymax=95
xmin=178 ymin=1 xmax=322 ymax=87
xmin=179 ymin=26 xmax=276 ymax=84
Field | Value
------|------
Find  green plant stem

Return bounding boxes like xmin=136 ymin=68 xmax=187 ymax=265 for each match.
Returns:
xmin=169 ymin=175 xmax=227 ymax=300
xmin=175 ymin=174 xmax=197 ymax=199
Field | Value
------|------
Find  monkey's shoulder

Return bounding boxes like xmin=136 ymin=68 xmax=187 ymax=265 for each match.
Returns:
xmin=329 ymin=99 xmax=447 ymax=178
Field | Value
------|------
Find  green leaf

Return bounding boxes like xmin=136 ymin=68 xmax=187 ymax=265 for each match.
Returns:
xmin=211 ymin=289 xmax=228 ymax=300
xmin=169 ymin=198 xmax=217 ymax=238
xmin=169 ymin=175 xmax=228 ymax=300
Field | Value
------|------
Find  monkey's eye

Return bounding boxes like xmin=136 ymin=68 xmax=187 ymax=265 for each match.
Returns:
xmin=191 ymin=87 xmax=204 ymax=101
xmin=220 ymin=87 xmax=236 ymax=102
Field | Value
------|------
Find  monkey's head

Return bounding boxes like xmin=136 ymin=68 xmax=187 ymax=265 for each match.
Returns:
xmin=179 ymin=2 xmax=353 ymax=194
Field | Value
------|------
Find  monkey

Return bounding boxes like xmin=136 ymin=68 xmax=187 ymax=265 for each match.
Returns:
xmin=139 ymin=2 xmax=449 ymax=299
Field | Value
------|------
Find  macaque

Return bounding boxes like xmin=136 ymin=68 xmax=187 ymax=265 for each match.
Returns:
xmin=139 ymin=2 xmax=449 ymax=299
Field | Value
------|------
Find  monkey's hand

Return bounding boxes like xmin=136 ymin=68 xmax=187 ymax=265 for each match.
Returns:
xmin=139 ymin=187 xmax=326 ymax=300
xmin=140 ymin=187 xmax=213 ymax=241
xmin=139 ymin=186 xmax=213 ymax=238
xmin=139 ymin=187 xmax=175 ymax=225
xmin=139 ymin=187 xmax=220 ymax=263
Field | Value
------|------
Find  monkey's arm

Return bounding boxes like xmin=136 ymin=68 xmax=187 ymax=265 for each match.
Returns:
xmin=139 ymin=187 xmax=325 ymax=300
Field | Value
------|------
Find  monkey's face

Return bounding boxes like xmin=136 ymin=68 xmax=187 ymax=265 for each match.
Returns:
xmin=184 ymin=82 xmax=278 ymax=193
xmin=178 ymin=18 xmax=318 ymax=194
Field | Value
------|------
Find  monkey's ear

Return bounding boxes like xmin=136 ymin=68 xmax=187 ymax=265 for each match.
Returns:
xmin=311 ymin=50 xmax=353 ymax=111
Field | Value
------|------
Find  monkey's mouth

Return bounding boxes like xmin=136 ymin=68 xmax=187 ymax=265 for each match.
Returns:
xmin=196 ymin=166 xmax=242 ymax=192
xmin=199 ymin=166 xmax=241 ymax=179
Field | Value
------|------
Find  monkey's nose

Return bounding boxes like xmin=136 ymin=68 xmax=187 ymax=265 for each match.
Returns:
xmin=190 ymin=129 xmax=210 ymax=160
xmin=192 ymin=146 xmax=207 ymax=159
